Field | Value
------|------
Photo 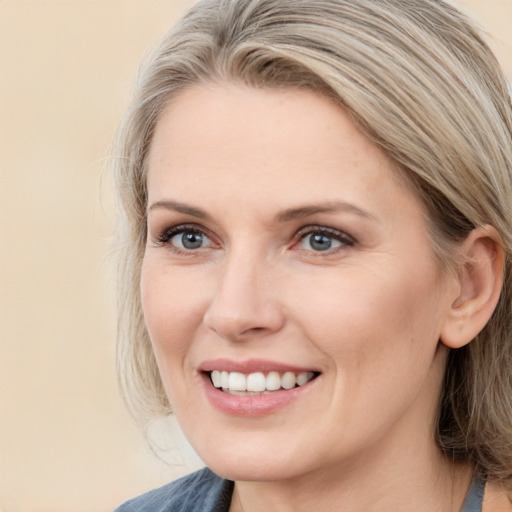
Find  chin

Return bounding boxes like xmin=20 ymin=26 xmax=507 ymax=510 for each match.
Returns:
xmin=206 ymin=456 xmax=305 ymax=483
xmin=188 ymin=431 xmax=312 ymax=482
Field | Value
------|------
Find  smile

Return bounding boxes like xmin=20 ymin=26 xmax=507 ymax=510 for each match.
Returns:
xmin=208 ymin=370 xmax=318 ymax=395
xmin=198 ymin=360 xmax=321 ymax=416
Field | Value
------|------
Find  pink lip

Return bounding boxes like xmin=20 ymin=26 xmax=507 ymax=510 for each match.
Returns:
xmin=198 ymin=359 xmax=320 ymax=417
xmin=199 ymin=358 xmax=318 ymax=374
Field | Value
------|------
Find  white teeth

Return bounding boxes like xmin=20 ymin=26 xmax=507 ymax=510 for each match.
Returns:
xmin=297 ymin=371 xmax=313 ymax=386
xmin=211 ymin=370 xmax=222 ymax=388
xmin=209 ymin=370 xmax=316 ymax=393
xmin=266 ymin=371 xmax=281 ymax=391
xmin=228 ymin=372 xmax=247 ymax=391
xmin=246 ymin=372 xmax=266 ymax=392
xmin=281 ymin=371 xmax=296 ymax=390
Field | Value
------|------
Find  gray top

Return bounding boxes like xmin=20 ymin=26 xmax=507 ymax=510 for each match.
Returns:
xmin=461 ymin=475 xmax=485 ymax=512
xmin=114 ymin=467 xmax=485 ymax=511
xmin=114 ymin=468 xmax=232 ymax=512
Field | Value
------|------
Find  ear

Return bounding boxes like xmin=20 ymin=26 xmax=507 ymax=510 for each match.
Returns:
xmin=440 ymin=226 xmax=504 ymax=349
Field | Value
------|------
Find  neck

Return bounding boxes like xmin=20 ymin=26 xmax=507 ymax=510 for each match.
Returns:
xmin=230 ymin=431 xmax=473 ymax=512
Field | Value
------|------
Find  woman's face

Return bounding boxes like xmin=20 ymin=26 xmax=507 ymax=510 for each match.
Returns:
xmin=142 ymin=83 xmax=457 ymax=481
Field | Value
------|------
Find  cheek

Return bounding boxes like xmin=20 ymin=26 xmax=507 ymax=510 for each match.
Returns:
xmin=287 ymin=261 xmax=445 ymax=376
xmin=140 ymin=261 xmax=207 ymax=387
xmin=295 ymin=266 xmax=446 ymax=432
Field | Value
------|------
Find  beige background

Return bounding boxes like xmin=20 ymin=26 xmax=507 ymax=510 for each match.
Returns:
xmin=1 ymin=1 xmax=511 ymax=511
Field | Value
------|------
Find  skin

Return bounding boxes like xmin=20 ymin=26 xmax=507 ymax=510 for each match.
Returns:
xmin=141 ymin=83 xmax=489 ymax=511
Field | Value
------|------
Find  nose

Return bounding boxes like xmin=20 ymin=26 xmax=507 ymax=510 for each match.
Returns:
xmin=203 ymin=250 xmax=285 ymax=341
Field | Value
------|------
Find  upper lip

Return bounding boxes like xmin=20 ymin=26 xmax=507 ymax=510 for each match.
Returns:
xmin=198 ymin=358 xmax=320 ymax=374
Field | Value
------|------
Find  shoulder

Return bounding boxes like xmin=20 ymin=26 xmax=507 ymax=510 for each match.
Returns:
xmin=483 ymin=482 xmax=512 ymax=512
xmin=113 ymin=467 xmax=233 ymax=512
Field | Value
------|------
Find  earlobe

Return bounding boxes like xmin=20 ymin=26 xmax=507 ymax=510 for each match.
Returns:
xmin=440 ymin=226 xmax=504 ymax=349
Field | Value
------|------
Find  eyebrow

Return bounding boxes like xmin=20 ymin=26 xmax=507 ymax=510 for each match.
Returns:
xmin=148 ymin=199 xmax=376 ymax=223
xmin=148 ymin=200 xmax=213 ymax=221
xmin=275 ymin=201 xmax=376 ymax=223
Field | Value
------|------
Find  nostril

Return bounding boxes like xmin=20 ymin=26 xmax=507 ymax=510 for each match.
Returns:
xmin=246 ymin=326 xmax=266 ymax=333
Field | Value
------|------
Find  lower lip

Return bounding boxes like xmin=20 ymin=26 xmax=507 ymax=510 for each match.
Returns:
xmin=200 ymin=372 xmax=318 ymax=417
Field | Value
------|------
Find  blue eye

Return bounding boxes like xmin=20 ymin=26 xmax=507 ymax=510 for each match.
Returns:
xmin=155 ymin=225 xmax=214 ymax=251
xmin=300 ymin=233 xmax=341 ymax=251
xmin=298 ymin=228 xmax=353 ymax=253
xmin=171 ymin=230 xmax=212 ymax=250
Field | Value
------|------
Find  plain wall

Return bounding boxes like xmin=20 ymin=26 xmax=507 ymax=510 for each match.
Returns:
xmin=1 ymin=1 xmax=510 ymax=511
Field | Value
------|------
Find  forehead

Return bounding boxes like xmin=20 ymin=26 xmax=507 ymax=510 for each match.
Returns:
xmin=146 ymin=83 xmax=419 ymax=221
xmin=149 ymin=84 xmax=400 ymax=175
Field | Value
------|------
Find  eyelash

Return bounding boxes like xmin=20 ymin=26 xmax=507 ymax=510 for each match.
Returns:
xmin=153 ymin=224 xmax=212 ymax=250
xmin=152 ymin=224 xmax=355 ymax=255
xmin=295 ymin=226 xmax=355 ymax=254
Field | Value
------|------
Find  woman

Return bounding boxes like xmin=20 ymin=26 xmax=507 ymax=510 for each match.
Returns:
xmin=112 ymin=0 xmax=512 ymax=510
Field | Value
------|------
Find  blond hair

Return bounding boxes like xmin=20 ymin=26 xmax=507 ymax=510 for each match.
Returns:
xmin=111 ymin=0 xmax=512 ymax=484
